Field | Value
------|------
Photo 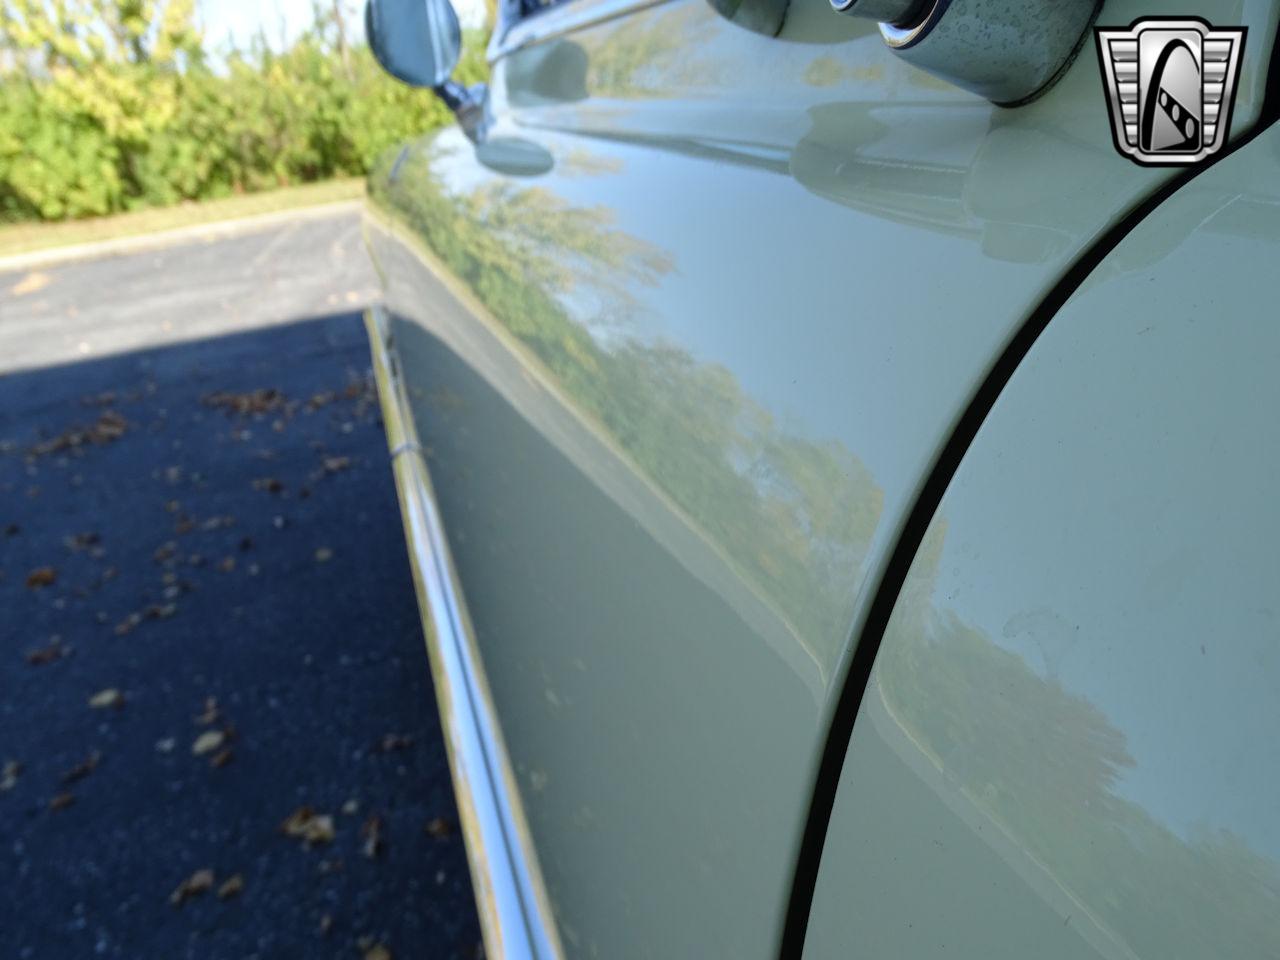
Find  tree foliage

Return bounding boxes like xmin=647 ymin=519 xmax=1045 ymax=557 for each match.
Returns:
xmin=0 ymin=0 xmax=487 ymax=220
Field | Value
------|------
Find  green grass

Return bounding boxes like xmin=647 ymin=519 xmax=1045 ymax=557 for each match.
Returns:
xmin=0 ymin=179 xmax=365 ymax=259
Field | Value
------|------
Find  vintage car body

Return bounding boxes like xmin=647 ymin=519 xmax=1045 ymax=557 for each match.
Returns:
xmin=362 ymin=0 xmax=1280 ymax=956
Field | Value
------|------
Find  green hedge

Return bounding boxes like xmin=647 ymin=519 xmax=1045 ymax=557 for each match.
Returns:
xmin=0 ymin=1 xmax=487 ymax=222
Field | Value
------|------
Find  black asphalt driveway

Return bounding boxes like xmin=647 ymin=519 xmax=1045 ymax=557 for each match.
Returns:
xmin=0 ymin=214 xmax=481 ymax=959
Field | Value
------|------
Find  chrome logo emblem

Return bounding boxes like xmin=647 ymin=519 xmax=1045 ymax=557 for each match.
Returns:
xmin=1095 ymin=18 xmax=1246 ymax=166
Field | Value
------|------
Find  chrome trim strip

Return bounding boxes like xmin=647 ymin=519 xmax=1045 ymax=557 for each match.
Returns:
xmin=365 ymin=306 xmax=565 ymax=960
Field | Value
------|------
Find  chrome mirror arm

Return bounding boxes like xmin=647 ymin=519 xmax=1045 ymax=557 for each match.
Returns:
xmin=434 ymin=79 xmax=491 ymax=144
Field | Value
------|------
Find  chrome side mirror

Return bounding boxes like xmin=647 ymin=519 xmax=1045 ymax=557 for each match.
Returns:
xmin=366 ymin=0 xmax=489 ymax=142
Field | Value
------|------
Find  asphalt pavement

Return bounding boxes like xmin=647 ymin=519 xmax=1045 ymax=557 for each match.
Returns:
xmin=0 ymin=211 xmax=482 ymax=959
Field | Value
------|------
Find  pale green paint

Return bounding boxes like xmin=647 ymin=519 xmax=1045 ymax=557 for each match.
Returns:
xmin=365 ymin=0 xmax=1279 ymax=954
xmin=805 ymin=122 xmax=1280 ymax=959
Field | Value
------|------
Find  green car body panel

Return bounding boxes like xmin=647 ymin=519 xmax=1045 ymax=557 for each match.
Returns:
xmin=362 ymin=0 xmax=1279 ymax=954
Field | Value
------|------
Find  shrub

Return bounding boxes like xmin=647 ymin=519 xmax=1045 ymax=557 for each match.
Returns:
xmin=0 ymin=0 xmax=487 ymax=221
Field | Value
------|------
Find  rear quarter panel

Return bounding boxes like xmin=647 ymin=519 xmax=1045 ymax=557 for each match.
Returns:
xmin=804 ymin=121 xmax=1280 ymax=960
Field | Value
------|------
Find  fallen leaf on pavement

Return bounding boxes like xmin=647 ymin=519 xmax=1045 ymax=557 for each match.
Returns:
xmin=322 ymin=456 xmax=351 ymax=474
xmin=25 ymin=567 xmax=57 ymax=589
xmin=209 ymin=748 xmax=234 ymax=769
xmin=26 ymin=637 xmax=71 ymax=666
xmin=377 ymin=733 xmax=413 ymax=753
xmin=63 ymin=532 xmax=101 ymax=552
xmin=424 ymin=817 xmax=453 ymax=839
xmin=88 ymin=688 xmax=125 ymax=710
xmin=195 ymin=697 xmax=220 ymax=725
xmin=280 ymin=806 xmax=336 ymax=847
xmin=49 ymin=792 xmax=75 ymax=811
xmin=30 ymin=411 xmax=128 ymax=458
xmin=170 ymin=868 xmax=215 ymax=906
xmin=361 ymin=815 xmax=384 ymax=859
xmin=203 ymin=389 xmax=285 ymax=417
xmin=192 ymin=730 xmax=226 ymax=756
xmin=114 ymin=612 xmax=143 ymax=636
xmin=363 ymin=944 xmax=392 ymax=960
xmin=217 ymin=874 xmax=244 ymax=900
xmin=251 ymin=477 xmax=284 ymax=494
xmin=61 ymin=751 xmax=101 ymax=785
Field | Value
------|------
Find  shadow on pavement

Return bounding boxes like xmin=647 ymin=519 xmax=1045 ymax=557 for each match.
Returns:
xmin=0 ymin=313 xmax=481 ymax=960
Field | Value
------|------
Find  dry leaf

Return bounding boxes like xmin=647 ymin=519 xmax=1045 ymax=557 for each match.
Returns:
xmin=1 ymin=760 xmax=21 ymax=792
xmin=218 ymin=556 xmax=236 ymax=573
xmin=363 ymin=944 xmax=392 ymax=960
xmin=26 ymin=637 xmax=71 ymax=666
xmin=424 ymin=817 xmax=453 ymax=839
xmin=195 ymin=697 xmax=220 ymax=725
xmin=89 ymin=688 xmax=124 ymax=710
xmin=204 ymin=389 xmax=284 ymax=417
xmin=170 ymin=868 xmax=215 ymax=906
xmin=114 ymin=612 xmax=143 ymax=636
xmin=313 ymin=547 xmax=333 ymax=563
xmin=49 ymin=792 xmax=75 ymax=811
xmin=25 ymin=567 xmax=57 ymax=589
xmin=63 ymin=531 xmax=101 ymax=552
xmin=61 ymin=751 xmax=101 ymax=785
xmin=216 ymin=874 xmax=244 ymax=900
xmin=251 ymin=477 xmax=284 ymax=494
xmin=209 ymin=748 xmax=234 ymax=769
xmin=322 ymin=456 xmax=351 ymax=474
xmin=30 ymin=411 xmax=127 ymax=458
xmin=377 ymin=733 xmax=413 ymax=753
xmin=192 ymin=730 xmax=226 ymax=756
xmin=361 ymin=815 xmax=384 ymax=859
xmin=280 ymin=807 xmax=336 ymax=847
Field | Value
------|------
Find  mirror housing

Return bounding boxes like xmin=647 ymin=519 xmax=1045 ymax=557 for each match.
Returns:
xmin=366 ymin=0 xmax=489 ymax=143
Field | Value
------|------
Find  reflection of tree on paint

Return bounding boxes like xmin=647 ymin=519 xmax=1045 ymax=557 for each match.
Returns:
xmin=586 ymin=5 xmax=725 ymax=99
xmin=371 ymin=142 xmax=883 ymax=665
xmin=874 ymin=520 xmax=1280 ymax=959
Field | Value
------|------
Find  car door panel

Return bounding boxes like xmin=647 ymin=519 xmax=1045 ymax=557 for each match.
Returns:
xmin=364 ymin=0 xmax=1278 ymax=954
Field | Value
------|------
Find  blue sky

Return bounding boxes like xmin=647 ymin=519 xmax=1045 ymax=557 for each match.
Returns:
xmin=196 ymin=0 xmax=487 ymax=53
